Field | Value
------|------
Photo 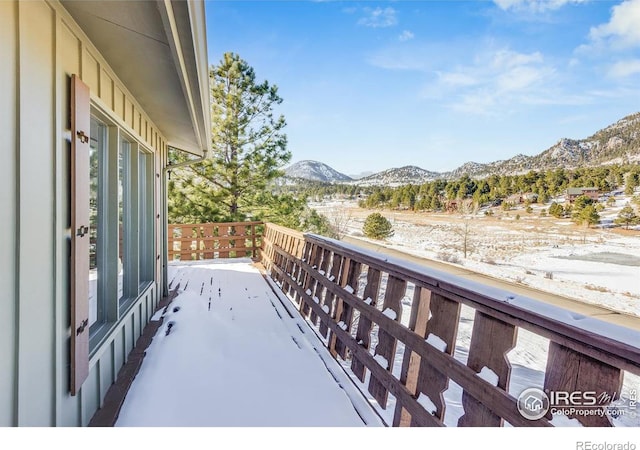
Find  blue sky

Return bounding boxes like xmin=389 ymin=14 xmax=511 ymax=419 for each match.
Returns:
xmin=205 ymin=0 xmax=640 ymax=175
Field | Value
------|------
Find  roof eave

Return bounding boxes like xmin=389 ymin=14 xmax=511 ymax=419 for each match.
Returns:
xmin=157 ymin=0 xmax=211 ymax=157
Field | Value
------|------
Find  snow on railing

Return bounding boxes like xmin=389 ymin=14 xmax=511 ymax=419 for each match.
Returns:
xmin=260 ymin=222 xmax=640 ymax=427
xmin=168 ymin=221 xmax=263 ymax=261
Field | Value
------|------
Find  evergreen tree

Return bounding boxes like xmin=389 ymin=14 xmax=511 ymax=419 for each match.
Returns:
xmin=363 ymin=213 xmax=394 ymax=240
xmin=572 ymin=195 xmax=593 ymax=211
xmin=168 ymin=52 xmax=289 ymax=223
xmin=548 ymin=202 xmax=564 ymax=218
xmin=574 ymin=205 xmax=600 ymax=227
xmin=615 ymin=204 xmax=639 ymax=229
xmin=626 ymin=178 xmax=638 ymax=195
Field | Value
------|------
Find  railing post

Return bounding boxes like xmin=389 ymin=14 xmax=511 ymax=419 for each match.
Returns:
xmin=544 ymin=342 xmax=623 ymax=426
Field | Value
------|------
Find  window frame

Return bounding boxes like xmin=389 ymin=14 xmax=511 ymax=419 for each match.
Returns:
xmin=87 ymin=105 xmax=156 ymax=352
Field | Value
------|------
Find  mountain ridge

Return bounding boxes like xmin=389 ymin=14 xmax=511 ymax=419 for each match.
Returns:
xmin=284 ymin=160 xmax=353 ymax=183
xmin=284 ymin=112 xmax=640 ymax=185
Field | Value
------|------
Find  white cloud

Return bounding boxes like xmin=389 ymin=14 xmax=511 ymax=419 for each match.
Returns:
xmin=424 ymin=48 xmax=559 ymax=115
xmin=399 ymin=30 xmax=415 ymax=42
xmin=494 ymin=0 xmax=587 ymax=12
xmin=608 ymin=59 xmax=640 ymax=77
xmin=490 ymin=49 xmax=544 ymax=69
xmin=367 ymin=43 xmax=434 ymax=71
xmin=589 ymin=0 xmax=640 ymax=49
xmin=439 ymin=72 xmax=478 ymax=87
xmin=358 ymin=7 xmax=398 ymax=28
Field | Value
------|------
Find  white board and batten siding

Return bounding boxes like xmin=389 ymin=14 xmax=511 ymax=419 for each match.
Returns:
xmin=0 ymin=0 xmax=166 ymax=426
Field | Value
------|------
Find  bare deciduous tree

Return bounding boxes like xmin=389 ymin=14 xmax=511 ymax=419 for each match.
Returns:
xmin=329 ymin=209 xmax=353 ymax=240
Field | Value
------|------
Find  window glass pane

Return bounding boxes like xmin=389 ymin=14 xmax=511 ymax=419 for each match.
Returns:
xmin=118 ymin=140 xmax=129 ymax=301
xmin=139 ymin=152 xmax=154 ymax=284
xmin=89 ymin=118 xmax=104 ymax=328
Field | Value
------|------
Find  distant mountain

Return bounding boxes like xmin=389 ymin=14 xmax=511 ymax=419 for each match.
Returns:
xmin=283 ymin=112 xmax=640 ymax=187
xmin=355 ymin=165 xmax=440 ymax=187
xmin=284 ymin=160 xmax=353 ymax=183
xmin=443 ymin=112 xmax=640 ymax=179
xmin=349 ymin=170 xmax=374 ymax=180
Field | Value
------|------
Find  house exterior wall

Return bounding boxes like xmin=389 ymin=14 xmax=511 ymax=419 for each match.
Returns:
xmin=0 ymin=0 xmax=18 ymax=427
xmin=566 ymin=188 xmax=600 ymax=203
xmin=0 ymin=0 xmax=169 ymax=426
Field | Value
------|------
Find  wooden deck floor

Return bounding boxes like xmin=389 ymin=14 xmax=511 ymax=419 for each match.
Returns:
xmin=111 ymin=259 xmax=382 ymax=427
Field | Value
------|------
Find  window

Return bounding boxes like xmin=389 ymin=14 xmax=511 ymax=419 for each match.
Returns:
xmin=87 ymin=110 xmax=156 ymax=348
xmin=118 ymin=138 xmax=129 ymax=302
xmin=139 ymin=151 xmax=155 ymax=285
xmin=89 ymin=118 xmax=106 ymax=329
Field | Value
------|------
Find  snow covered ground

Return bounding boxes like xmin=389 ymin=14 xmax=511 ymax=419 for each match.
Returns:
xmin=115 ymin=259 xmax=383 ymax=427
xmin=310 ymin=198 xmax=640 ymax=316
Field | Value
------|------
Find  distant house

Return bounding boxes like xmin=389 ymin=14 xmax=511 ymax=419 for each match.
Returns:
xmin=445 ymin=200 xmax=458 ymax=213
xmin=506 ymin=193 xmax=524 ymax=204
xmin=566 ymin=187 xmax=600 ymax=203
xmin=505 ymin=192 xmax=538 ymax=204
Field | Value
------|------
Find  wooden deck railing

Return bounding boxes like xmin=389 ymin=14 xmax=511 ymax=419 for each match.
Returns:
xmin=260 ymin=222 xmax=640 ymax=427
xmin=168 ymin=221 xmax=262 ymax=260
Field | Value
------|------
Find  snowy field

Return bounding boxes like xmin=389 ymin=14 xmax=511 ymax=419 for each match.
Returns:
xmin=310 ymin=198 xmax=640 ymax=316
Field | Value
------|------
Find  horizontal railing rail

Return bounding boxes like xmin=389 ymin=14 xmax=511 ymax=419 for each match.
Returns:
xmin=168 ymin=221 xmax=263 ymax=261
xmin=260 ymin=222 xmax=640 ymax=427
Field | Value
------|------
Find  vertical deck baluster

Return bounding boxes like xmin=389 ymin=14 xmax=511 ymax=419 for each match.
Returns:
xmin=219 ymin=224 xmax=229 ymax=259
xmin=368 ymin=275 xmax=406 ymax=409
xmin=310 ymin=248 xmax=332 ymax=326
xmin=202 ymin=224 xmax=214 ymax=259
xmin=180 ymin=225 xmax=192 ymax=260
xmin=457 ymin=311 xmax=517 ymax=427
xmin=300 ymin=244 xmax=321 ymax=317
xmin=410 ymin=293 xmax=461 ymax=425
xmin=284 ymin=235 xmax=299 ymax=297
xmin=393 ymin=286 xmax=432 ymax=426
xmin=334 ymin=260 xmax=362 ymax=359
xmin=280 ymin=234 xmax=293 ymax=296
xmin=328 ymin=256 xmax=353 ymax=357
xmin=290 ymin=237 xmax=305 ymax=296
xmin=292 ymin=241 xmax=313 ymax=308
xmin=319 ymin=252 xmax=343 ymax=338
xmin=351 ymin=267 xmax=381 ymax=382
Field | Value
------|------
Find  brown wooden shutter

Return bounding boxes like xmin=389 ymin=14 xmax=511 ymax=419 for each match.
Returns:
xmin=70 ymin=74 xmax=90 ymax=396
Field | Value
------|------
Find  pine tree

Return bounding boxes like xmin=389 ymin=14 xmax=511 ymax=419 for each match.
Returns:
xmin=363 ymin=213 xmax=394 ymax=240
xmin=615 ymin=204 xmax=639 ymax=230
xmin=168 ymin=52 xmax=290 ymax=223
xmin=575 ymin=205 xmax=600 ymax=228
xmin=548 ymin=202 xmax=564 ymax=218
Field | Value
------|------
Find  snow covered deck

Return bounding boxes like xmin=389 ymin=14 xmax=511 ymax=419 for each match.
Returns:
xmin=112 ymin=222 xmax=640 ymax=428
xmin=115 ymin=259 xmax=382 ymax=427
